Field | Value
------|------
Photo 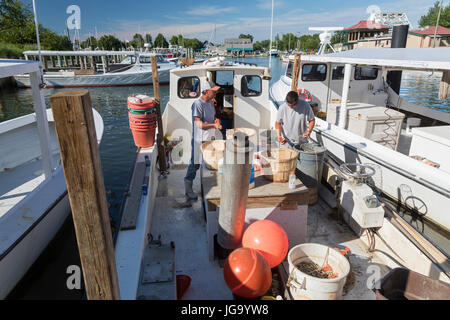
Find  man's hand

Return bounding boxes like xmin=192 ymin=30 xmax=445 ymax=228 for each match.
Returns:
xmin=303 ymin=131 xmax=311 ymax=139
xmin=214 ymin=119 xmax=223 ymax=130
xmin=278 ymin=136 xmax=287 ymax=145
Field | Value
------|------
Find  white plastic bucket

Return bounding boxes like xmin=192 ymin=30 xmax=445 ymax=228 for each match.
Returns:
xmin=287 ymin=243 xmax=350 ymax=300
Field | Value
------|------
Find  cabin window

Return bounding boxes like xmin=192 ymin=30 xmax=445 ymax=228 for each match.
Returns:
xmin=332 ymin=66 xmax=345 ymax=80
xmin=178 ymin=76 xmax=200 ymax=99
xmin=241 ymin=75 xmax=262 ymax=97
xmin=302 ymin=64 xmax=327 ymax=82
xmin=286 ymin=61 xmax=294 ymax=78
xmin=354 ymin=66 xmax=379 ymax=80
xmin=215 ymin=71 xmax=234 ymax=86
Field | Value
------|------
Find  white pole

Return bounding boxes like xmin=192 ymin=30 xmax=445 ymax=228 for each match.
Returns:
xmin=32 ymin=0 xmax=44 ymax=79
xmin=269 ymin=0 xmax=274 ymax=70
xmin=339 ymin=64 xmax=353 ymax=128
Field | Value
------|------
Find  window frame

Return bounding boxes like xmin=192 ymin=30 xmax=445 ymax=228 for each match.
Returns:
xmin=241 ymin=75 xmax=262 ymax=97
xmin=177 ymin=76 xmax=200 ymax=100
xmin=354 ymin=66 xmax=379 ymax=81
xmin=301 ymin=63 xmax=328 ymax=82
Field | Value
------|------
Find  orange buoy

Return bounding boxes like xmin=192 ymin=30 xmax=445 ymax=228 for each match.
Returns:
xmin=242 ymin=220 xmax=289 ymax=268
xmin=223 ymin=248 xmax=272 ymax=299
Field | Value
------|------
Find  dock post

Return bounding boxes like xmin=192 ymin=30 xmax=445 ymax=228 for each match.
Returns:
xmin=150 ymin=56 xmax=168 ymax=173
xmin=49 ymin=91 xmax=121 ymax=300
xmin=291 ymin=54 xmax=301 ymax=91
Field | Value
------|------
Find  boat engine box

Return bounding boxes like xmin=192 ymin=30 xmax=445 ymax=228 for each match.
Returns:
xmin=409 ymin=126 xmax=450 ymax=174
xmin=340 ymin=180 xmax=385 ymax=231
xmin=327 ymin=103 xmax=405 ymax=151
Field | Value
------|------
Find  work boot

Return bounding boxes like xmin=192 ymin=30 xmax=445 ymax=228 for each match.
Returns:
xmin=184 ymin=178 xmax=198 ymax=201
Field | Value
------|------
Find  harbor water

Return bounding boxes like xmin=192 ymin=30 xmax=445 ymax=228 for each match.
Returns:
xmin=0 ymin=57 xmax=448 ymax=299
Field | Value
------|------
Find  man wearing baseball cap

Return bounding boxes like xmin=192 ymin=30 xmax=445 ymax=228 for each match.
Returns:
xmin=185 ymin=80 xmax=222 ymax=200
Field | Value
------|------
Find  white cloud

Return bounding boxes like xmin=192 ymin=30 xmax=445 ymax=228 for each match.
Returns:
xmin=256 ymin=0 xmax=287 ymax=10
xmin=186 ymin=6 xmax=237 ymax=16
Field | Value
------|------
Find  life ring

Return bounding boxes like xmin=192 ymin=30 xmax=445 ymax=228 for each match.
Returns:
xmin=297 ymin=89 xmax=312 ymax=103
xmin=203 ymin=57 xmax=225 ymax=67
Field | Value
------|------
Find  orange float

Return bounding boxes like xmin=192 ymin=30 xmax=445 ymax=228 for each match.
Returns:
xmin=223 ymin=248 xmax=272 ymax=299
xmin=242 ymin=220 xmax=289 ymax=268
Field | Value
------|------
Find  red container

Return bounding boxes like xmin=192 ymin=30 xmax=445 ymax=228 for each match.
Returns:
xmin=127 ymin=95 xmax=156 ymax=110
xmin=130 ymin=127 xmax=156 ymax=148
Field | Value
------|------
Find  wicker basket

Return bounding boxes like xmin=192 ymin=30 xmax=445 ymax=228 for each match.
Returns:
xmin=260 ymin=148 xmax=299 ymax=182
xmin=201 ymin=140 xmax=226 ymax=171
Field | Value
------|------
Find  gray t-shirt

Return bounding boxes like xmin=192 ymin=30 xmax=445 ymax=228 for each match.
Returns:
xmin=276 ymin=100 xmax=315 ymax=145
xmin=192 ymin=97 xmax=216 ymax=142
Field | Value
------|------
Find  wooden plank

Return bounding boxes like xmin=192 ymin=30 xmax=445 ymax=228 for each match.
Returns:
xmin=150 ymin=56 xmax=168 ymax=173
xmin=50 ymin=90 xmax=120 ymax=300
xmin=120 ymin=161 xmax=147 ymax=230
xmin=203 ymin=172 xmax=310 ymax=208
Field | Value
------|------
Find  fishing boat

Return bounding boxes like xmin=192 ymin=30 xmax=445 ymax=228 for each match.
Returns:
xmin=270 ymin=48 xmax=450 ymax=235
xmin=14 ymin=51 xmax=175 ymax=88
xmin=0 ymin=59 xmax=104 ymax=299
xmin=269 ymin=48 xmax=279 ymax=57
xmin=112 ymin=57 xmax=449 ymax=301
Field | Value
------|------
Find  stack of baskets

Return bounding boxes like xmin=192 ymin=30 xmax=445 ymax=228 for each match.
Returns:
xmin=128 ymin=95 xmax=158 ymax=148
xmin=259 ymin=148 xmax=299 ymax=182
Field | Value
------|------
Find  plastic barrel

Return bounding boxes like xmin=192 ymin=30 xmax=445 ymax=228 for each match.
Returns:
xmin=127 ymin=95 xmax=158 ymax=148
xmin=294 ymin=142 xmax=326 ymax=188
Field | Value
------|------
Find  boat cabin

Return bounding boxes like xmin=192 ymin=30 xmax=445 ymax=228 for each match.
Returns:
xmin=163 ymin=62 xmax=275 ymax=156
xmin=278 ymin=59 xmax=387 ymax=112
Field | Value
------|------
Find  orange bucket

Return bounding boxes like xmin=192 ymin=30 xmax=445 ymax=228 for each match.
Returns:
xmin=130 ymin=127 xmax=156 ymax=148
xmin=127 ymin=95 xmax=156 ymax=110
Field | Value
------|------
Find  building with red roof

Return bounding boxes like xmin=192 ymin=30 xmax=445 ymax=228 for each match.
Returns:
xmin=343 ymin=20 xmax=391 ymax=50
xmin=407 ymin=26 xmax=450 ymax=48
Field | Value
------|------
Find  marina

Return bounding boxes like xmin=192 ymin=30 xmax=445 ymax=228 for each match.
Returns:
xmin=0 ymin=0 xmax=449 ymax=305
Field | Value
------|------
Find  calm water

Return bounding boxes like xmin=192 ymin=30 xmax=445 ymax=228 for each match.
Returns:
xmin=1 ymin=57 xmax=448 ymax=299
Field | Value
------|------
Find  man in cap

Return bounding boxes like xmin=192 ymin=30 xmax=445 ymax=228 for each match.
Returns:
xmin=275 ymin=91 xmax=315 ymax=148
xmin=185 ymin=80 xmax=222 ymax=200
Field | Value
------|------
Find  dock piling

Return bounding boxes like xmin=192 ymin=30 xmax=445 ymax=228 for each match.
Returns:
xmin=150 ymin=55 xmax=168 ymax=173
xmin=291 ymin=54 xmax=301 ymax=91
xmin=50 ymin=91 xmax=121 ymax=300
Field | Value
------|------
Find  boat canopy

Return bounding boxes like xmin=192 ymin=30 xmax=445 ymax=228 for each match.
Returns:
xmin=301 ymin=48 xmax=450 ymax=71
xmin=0 ymin=59 xmax=40 ymax=78
xmin=22 ymin=50 xmax=164 ymax=57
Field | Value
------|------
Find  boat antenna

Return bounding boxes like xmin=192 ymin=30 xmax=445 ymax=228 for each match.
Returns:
xmin=432 ymin=0 xmax=444 ymax=48
xmin=31 ymin=0 xmax=45 ymax=86
xmin=309 ymin=27 xmax=344 ymax=55
xmin=269 ymin=0 xmax=274 ymax=70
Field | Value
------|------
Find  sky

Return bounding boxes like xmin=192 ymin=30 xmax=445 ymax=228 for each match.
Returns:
xmin=27 ymin=0 xmax=441 ymax=42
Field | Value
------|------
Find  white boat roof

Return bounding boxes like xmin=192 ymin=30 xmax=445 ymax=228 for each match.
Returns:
xmin=0 ymin=59 xmax=40 ymax=78
xmin=23 ymin=50 xmax=163 ymax=57
xmin=171 ymin=62 xmax=267 ymax=75
xmin=301 ymin=48 xmax=450 ymax=71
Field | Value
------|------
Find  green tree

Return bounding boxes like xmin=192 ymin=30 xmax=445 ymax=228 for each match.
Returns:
xmin=145 ymin=34 xmax=152 ymax=47
xmin=183 ymin=38 xmax=202 ymax=50
xmin=98 ymin=35 xmax=123 ymax=50
xmin=330 ymin=31 xmax=346 ymax=45
xmin=154 ymin=33 xmax=169 ymax=48
xmin=419 ymin=1 xmax=450 ymax=28
xmin=177 ymin=34 xmax=184 ymax=47
xmin=0 ymin=0 xmax=33 ymax=43
xmin=130 ymin=33 xmax=144 ymax=48
xmin=81 ymin=36 xmax=98 ymax=49
xmin=239 ymin=33 xmax=254 ymax=43
xmin=169 ymin=35 xmax=178 ymax=46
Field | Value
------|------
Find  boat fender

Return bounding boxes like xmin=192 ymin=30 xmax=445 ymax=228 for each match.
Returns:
xmin=297 ymin=88 xmax=312 ymax=103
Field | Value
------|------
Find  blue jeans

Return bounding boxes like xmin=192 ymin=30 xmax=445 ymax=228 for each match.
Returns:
xmin=185 ymin=138 xmax=200 ymax=181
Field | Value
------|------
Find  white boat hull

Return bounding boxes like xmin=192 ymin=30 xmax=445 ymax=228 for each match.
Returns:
xmin=309 ymin=115 xmax=450 ymax=231
xmin=0 ymin=109 xmax=104 ymax=299
xmin=14 ymin=68 xmax=171 ymax=88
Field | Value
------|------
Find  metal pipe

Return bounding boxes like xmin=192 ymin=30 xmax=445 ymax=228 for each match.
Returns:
xmin=218 ymin=133 xmax=254 ymax=250
xmin=338 ymin=63 xmax=353 ymax=128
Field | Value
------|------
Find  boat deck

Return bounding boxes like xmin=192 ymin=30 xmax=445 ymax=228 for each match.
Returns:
xmin=148 ymin=165 xmax=391 ymax=300
xmin=0 ymin=155 xmax=59 ymax=218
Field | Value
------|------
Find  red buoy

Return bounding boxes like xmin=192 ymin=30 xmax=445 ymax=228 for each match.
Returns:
xmin=242 ymin=220 xmax=289 ymax=268
xmin=223 ymin=248 xmax=272 ymax=299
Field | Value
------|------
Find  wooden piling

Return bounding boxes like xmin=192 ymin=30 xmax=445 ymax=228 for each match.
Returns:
xmin=291 ymin=54 xmax=301 ymax=92
xmin=439 ymin=70 xmax=450 ymax=100
xmin=150 ymin=55 xmax=168 ymax=173
xmin=50 ymin=91 xmax=120 ymax=300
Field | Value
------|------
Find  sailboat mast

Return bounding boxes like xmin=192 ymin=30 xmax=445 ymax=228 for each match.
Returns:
xmin=269 ymin=0 xmax=274 ymax=69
